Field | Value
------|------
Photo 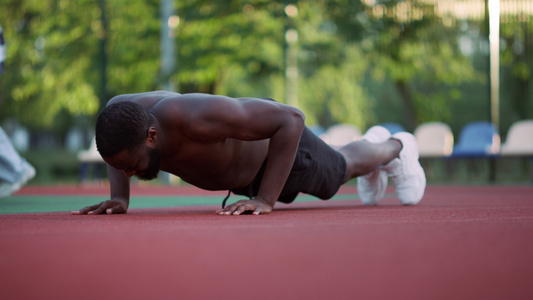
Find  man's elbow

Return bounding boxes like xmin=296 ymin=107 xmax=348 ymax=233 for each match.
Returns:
xmin=290 ymin=107 xmax=306 ymax=130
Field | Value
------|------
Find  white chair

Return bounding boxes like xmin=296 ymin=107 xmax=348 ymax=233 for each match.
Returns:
xmin=500 ymin=120 xmax=533 ymax=156
xmin=414 ymin=122 xmax=454 ymax=158
xmin=320 ymin=124 xmax=361 ymax=148
xmin=77 ymin=138 xmax=105 ymax=182
xmin=77 ymin=138 xmax=104 ymax=163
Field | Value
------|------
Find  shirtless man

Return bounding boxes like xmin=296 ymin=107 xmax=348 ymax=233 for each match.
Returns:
xmin=72 ymin=91 xmax=425 ymax=216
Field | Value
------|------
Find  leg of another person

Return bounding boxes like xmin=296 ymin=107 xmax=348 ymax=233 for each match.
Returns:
xmin=0 ymin=127 xmax=35 ymax=197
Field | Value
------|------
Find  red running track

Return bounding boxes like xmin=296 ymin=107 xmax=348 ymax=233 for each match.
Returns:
xmin=1 ymin=185 xmax=532 ymax=300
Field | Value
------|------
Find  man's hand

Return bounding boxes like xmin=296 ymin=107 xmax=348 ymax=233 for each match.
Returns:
xmin=216 ymin=198 xmax=273 ymax=216
xmin=71 ymin=199 xmax=128 ymax=215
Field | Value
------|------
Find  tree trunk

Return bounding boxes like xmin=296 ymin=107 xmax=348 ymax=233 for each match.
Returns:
xmin=98 ymin=0 xmax=108 ymax=110
xmin=395 ymin=80 xmax=417 ymax=131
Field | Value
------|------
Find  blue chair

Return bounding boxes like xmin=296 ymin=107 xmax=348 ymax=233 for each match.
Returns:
xmin=308 ymin=125 xmax=326 ymax=137
xmin=379 ymin=123 xmax=405 ymax=134
xmin=452 ymin=121 xmax=500 ymax=157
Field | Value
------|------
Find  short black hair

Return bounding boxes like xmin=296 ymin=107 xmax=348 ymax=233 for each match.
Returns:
xmin=95 ymin=101 xmax=152 ymax=158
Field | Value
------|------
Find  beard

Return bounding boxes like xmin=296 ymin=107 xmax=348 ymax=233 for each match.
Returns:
xmin=136 ymin=147 xmax=161 ymax=181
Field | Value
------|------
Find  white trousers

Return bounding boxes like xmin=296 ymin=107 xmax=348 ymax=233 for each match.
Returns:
xmin=0 ymin=127 xmax=30 ymax=184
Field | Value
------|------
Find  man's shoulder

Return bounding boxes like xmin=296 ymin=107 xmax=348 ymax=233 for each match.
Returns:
xmin=106 ymin=91 xmax=180 ymax=111
xmin=154 ymin=93 xmax=242 ymax=111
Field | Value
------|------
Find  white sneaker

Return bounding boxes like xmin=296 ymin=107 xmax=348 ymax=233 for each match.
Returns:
xmin=357 ymin=126 xmax=391 ymax=205
xmin=383 ymin=132 xmax=426 ymax=205
xmin=0 ymin=163 xmax=36 ymax=198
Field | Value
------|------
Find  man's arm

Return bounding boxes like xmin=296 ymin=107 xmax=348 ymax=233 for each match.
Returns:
xmin=71 ymin=92 xmax=169 ymax=215
xmin=226 ymin=98 xmax=305 ymax=215
xmin=225 ymin=105 xmax=304 ymax=215
xmin=71 ymin=163 xmax=130 ymax=215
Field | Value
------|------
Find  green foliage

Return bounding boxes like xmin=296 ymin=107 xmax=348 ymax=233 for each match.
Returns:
xmin=361 ymin=3 xmax=483 ymax=129
xmin=106 ymin=0 xmax=161 ymax=95
xmin=0 ymin=0 xmax=531 ymax=136
xmin=499 ymin=15 xmax=533 ymax=124
xmin=0 ymin=0 xmax=100 ymax=128
xmin=299 ymin=45 xmax=372 ymax=128
xmin=176 ymin=0 xmax=285 ymax=93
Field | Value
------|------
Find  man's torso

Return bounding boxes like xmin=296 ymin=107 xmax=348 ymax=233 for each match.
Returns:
xmin=120 ymin=92 xmax=270 ymax=190
xmin=159 ymin=135 xmax=269 ymax=191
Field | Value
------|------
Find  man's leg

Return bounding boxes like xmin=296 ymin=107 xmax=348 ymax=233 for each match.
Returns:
xmin=337 ymin=137 xmax=402 ymax=182
xmin=0 ymin=127 xmax=35 ymax=197
xmin=382 ymin=132 xmax=426 ymax=205
xmin=357 ymin=126 xmax=392 ymax=205
xmin=337 ymin=130 xmax=426 ymax=205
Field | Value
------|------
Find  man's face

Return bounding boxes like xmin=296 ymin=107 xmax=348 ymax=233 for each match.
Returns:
xmin=105 ymin=144 xmax=161 ymax=181
xmin=137 ymin=146 xmax=161 ymax=180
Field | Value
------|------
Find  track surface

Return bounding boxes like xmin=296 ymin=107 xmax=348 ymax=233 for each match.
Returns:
xmin=1 ymin=185 xmax=532 ymax=300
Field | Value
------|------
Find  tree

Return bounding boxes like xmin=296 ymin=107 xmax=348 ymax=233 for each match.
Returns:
xmin=0 ymin=0 xmax=505 ymax=137
xmin=0 ymin=0 xmax=100 ymax=129
xmin=322 ymin=0 xmax=482 ymax=131
xmin=175 ymin=0 xmax=374 ymax=129
xmin=500 ymin=11 xmax=533 ymax=128
xmin=104 ymin=0 xmax=161 ymax=97
xmin=296 ymin=1 xmax=373 ymax=128
xmin=175 ymin=0 xmax=286 ymax=94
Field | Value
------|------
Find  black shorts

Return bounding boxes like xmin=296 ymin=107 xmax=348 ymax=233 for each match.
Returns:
xmin=230 ymin=126 xmax=347 ymax=203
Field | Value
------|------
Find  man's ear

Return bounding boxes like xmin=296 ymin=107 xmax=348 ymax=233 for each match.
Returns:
xmin=146 ymin=127 xmax=157 ymax=146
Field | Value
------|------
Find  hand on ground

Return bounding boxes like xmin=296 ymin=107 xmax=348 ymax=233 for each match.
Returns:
xmin=71 ymin=199 xmax=128 ymax=215
xmin=216 ymin=198 xmax=273 ymax=216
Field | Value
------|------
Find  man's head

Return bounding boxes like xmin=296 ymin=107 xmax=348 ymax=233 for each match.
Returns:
xmin=95 ymin=101 xmax=161 ymax=180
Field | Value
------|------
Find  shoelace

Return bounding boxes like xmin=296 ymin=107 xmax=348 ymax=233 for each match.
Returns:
xmin=221 ymin=190 xmax=231 ymax=209
xmin=221 ymin=184 xmax=255 ymax=209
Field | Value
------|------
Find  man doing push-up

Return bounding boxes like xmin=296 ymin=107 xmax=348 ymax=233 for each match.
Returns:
xmin=72 ymin=91 xmax=425 ymax=216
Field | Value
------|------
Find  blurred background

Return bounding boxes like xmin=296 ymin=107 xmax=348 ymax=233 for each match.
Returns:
xmin=0 ymin=0 xmax=531 ymax=185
